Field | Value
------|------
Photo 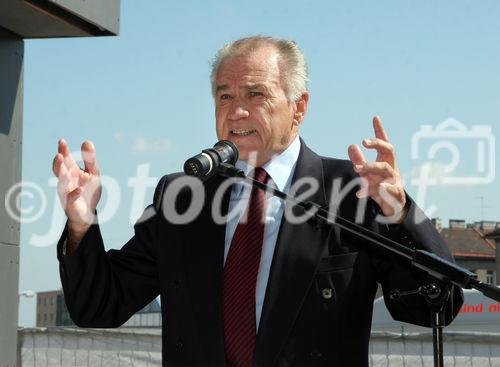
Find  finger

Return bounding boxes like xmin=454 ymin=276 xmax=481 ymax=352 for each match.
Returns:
xmin=356 ymin=186 xmax=382 ymax=199
xmin=56 ymin=177 xmax=78 ymax=206
xmin=58 ymin=138 xmax=70 ymax=157
xmin=64 ymin=156 xmax=82 ymax=178
xmin=52 ymin=153 xmax=66 ymax=177
xmin=378 ymin=182 xmax=406 ymax=210
xmin=66 ymin=186 xmax=83 ymax=207
xmin=356 ymin=184 xmax=395 ymax=199
xmin=354 ymin=161 xmax=396 ymax=178
xmin=56 ymin=160 xmax=80 ymax=194
xmin=379 ymin=182 xmax=404 ymax=197
xmin=77 ymin=165 xmax=97 ymax=191
xmin=53 ymin=153 xmax=78 ymax=189
xmin=373 ymin=116 xmax=389 ymax=142
xmin=362 ymin=138 xmax=394 ymax=155
xmin=356 ymin=182 xmax=402 ymax=200
xmin=348 ymin=144 xmax=367 ymax=166
xmin=81 ymin=140 xmax=99 ymax=175
xmin=356 ymin=184 xmax=387 ymax=199
xmin=356 ymin=172 xmax=398 ymax=186
xmin=362 ymin=138 xmax=396 ymax=167
xmin=58 ymin=138 xmax=79 ymax=171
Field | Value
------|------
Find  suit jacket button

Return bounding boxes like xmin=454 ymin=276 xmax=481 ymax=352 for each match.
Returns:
xmin=173 ymin=280 xmax=181 ymax=290
xmin=322 ymin=288 xmax=333 ymax=299
xmin=176 ymin=340 xmax=183 ymax=350
xmin=310 ymin=349 xmax=322 ymax=359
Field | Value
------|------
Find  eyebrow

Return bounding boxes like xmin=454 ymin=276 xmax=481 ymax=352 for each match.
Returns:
xmin=215 ymin=83 xmax=269 ymax=93
xmin=244 ymin=83 xmax=268 ymax=92
xmin=216 ymin=84 xmax=229 ymax=93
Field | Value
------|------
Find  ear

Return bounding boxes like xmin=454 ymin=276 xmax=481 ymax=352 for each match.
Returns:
xmin=292 ymin=91 xmax=309 ymax=126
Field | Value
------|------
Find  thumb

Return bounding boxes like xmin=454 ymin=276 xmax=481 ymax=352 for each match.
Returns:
xmin=81 ymin=140 xmax=99 ymax=175
xmin=348 ymin=144 xmax=366 ymax=166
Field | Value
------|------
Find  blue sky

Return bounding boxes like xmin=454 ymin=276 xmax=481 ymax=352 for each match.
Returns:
xmin=18 ymin=0 xmax=500 ymax=326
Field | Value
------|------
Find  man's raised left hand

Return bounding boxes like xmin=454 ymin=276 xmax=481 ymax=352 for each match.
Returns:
xmin=348 ymin=116 xmax=408 ymax=223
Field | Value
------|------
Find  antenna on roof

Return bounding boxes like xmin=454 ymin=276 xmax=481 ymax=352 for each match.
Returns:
xmin=475 ymin=196 xmax=492 ymax=223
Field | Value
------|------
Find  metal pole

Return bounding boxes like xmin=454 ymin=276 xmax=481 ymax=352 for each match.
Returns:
xmin=432 ymin=310 xmax=445 ymax=367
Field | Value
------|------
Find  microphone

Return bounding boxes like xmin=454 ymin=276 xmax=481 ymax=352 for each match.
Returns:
xmin=184 ymin=140 xmax=239 ymax=177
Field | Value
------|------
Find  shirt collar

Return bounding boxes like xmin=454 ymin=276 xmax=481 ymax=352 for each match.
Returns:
xmin=233 ymin=136 xmax=301 ymax=195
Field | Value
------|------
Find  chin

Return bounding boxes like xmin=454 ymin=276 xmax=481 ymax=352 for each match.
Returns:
xmin=232 ymin=143 xmax=260 ymax=158
xmin=236 ymin=150 xmax=251 ymax=161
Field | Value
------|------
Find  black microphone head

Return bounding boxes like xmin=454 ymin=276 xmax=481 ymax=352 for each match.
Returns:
xmin=213 ymin=140 xmax=239 ymax=165
xmin=184 ymin=140 xmax=239 ymax=177
xmin=184 ymin=151 xmax=216 ymax=177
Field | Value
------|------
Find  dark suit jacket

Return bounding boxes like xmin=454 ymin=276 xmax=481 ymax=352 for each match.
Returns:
xmin=58 ymin=140 xmax=463 ymax=366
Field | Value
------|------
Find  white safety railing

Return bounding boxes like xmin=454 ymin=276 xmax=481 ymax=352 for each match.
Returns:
xmin=18 ymin=328 xmax=500 ymax=366
xmin=370 ymin=331 xmax=500 ymax=367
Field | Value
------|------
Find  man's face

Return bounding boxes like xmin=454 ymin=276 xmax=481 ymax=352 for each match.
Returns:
xmin=215 ymin=47 xmax=307 ymax=166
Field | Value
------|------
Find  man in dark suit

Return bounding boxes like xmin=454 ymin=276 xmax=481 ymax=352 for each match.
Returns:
xmin=53 ymin=36 xmax=462 ymax=366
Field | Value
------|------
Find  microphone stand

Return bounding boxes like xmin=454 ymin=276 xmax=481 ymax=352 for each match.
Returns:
xmin=216 ymin=163 xmax=500 ymax=367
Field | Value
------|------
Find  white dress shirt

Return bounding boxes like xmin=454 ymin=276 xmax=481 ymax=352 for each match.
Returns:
xmin=223 ymin=136 xmax=301 ymax=330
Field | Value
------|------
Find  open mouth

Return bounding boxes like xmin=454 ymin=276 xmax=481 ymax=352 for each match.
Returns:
xmin=230 ymin=129 xmax=256 ymax=136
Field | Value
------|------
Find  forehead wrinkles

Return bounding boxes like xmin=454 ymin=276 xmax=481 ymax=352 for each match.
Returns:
xmin=217 ymin=51 xmax=282 ymax=88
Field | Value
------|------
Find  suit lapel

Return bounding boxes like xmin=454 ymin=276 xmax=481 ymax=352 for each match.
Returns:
xmin=254 ymin=141 xmax=331 ymax=366
xmin=182 ymin=175 xmax=231 ymax=364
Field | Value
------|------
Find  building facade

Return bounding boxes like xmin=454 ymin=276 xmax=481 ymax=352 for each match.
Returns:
xmin=36 ymin=290 xmax=61 ymax=327
xmin=434 ymin=219 xmax=500 ymax=285
xmin=36 ymin=289 xmax=160 ymax=328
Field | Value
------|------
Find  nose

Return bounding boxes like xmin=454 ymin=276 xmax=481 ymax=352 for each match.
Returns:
xmin=228 ymin=102 xmax=250 ymax=121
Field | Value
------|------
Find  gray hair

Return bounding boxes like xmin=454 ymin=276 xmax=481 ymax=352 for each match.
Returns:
xmin=210 ymin=35 xmax=308 ymax=102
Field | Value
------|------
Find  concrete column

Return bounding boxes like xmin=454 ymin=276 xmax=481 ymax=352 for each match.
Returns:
xmin=0 ymin=28 xmax=23 ymax=367
xmin=496 ymin=239 xmax=500 ymax=286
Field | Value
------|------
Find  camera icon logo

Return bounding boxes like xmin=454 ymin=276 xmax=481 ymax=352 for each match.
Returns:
xmin=411 ymin=118 xmax=495 ymax=185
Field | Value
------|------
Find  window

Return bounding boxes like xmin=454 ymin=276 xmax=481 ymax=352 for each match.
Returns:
xmin=487 ymin=270 xmax=495 ymax=285
xmin=44 ymin=314 xmax=47 ymax=322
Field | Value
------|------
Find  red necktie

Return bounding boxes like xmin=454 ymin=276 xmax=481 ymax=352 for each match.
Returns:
xmin=223 ymin=167 xmax=269 ymax=367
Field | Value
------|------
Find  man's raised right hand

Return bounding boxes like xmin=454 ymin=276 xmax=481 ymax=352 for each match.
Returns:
xmin=52 ymin=139 xmax=102 ymax=252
